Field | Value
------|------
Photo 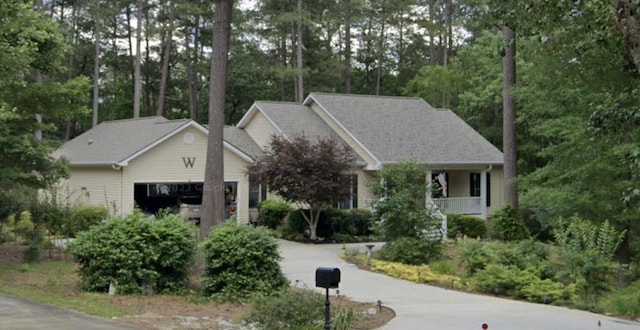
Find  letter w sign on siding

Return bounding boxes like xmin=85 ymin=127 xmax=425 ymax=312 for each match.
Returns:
xmin=182 ymin=157 xmax=196 ymax=168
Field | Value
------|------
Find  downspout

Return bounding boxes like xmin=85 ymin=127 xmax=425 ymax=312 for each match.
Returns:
xmin=112 ymin=163 xmax=123 ymax=216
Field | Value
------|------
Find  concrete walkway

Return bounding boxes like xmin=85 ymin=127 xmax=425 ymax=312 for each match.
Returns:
xmin=0 ymin=293 xmax=137 ymax=330
xmin=278 ymin=240 xmax=640 ymax=330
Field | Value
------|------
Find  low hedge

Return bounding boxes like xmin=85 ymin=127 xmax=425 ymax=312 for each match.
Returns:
xmin=446 ymin=214 xmax=487 ymax=239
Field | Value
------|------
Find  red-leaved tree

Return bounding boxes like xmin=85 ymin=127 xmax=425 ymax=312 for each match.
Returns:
xmin=247 ymin=136 xmax=356 ymax=240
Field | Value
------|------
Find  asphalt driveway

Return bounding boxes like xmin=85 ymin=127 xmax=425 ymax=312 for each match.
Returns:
xmin=278 ymin=239 xmax=640 ymax=330
xmin=0 ymin=293 xmax=136 ymax=330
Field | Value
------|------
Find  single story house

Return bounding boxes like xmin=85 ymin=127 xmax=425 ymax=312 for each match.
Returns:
xmin=54 ymin=93 xmax=504 ymax=224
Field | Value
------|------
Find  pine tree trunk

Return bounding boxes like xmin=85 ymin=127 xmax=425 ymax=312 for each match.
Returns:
xmin=443 ymin=0 xmax=450 ymax=68
xmin=92 ymin=0 xmax=100 ymax=127
xmin=344 ymin=0 xmax=352 ymax=94
xmin=502 ymin=26 xmax=518 ymax=208
xmin=428 ymin=0 xmax=436 ymax=65
xmin=375 ymin=0 xmax=386 ymax=96
xmin=157 ymin=7 xmax=174 ymax=117
xmin=200 ymin=0 xmax=233 ymax=241
xmin=185 ymin=22 xmax=198 ymax=120
xmin=295 ymin=0 xmax=304 ymax=102
xmin=133 ymin=0 xmax=143 ymax=118
xmin=614 ymin=1 xmax=640 ymax=75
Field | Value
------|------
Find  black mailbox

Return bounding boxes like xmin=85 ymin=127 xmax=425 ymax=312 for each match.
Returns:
xmin=315 ymin=267 xmax=340 ymax=289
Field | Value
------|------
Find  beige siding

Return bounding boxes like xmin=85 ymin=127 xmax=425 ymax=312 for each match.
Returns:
xmin=357 ymin=170 xmax=377 ymax=209
xmin=488 ymin=166 xmax=504 ymax=216
xmin=308 ymin=103 xmax=379 ymax=167
xmin=58 ymin=167 xmax=123 ymax=215
xmin=223 ymin=148 xmax=251 ymax=225
xmin=447 ymin=170 xmax=469 ymax=197
xmin=244 ymin=111 xmax=279 ymax=149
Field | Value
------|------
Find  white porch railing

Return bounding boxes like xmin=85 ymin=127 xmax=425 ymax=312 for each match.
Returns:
xmin=432 ymin=197 xmax=482 ymax=215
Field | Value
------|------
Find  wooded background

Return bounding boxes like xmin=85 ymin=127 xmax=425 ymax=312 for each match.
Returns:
xmin=2 ymin=0 xmax=640 ymax=260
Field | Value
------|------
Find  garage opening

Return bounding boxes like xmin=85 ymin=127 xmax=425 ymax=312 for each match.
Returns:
xmin=134 ymin=182 xmax=237 ymax=220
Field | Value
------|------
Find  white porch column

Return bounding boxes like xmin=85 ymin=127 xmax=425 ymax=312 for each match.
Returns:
xmin=480 ymin=169 xmax=488 ymax=219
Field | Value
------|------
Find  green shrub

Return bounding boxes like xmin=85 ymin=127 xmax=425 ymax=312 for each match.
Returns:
xmin=63 ymin=205 xmax=108 ymax=237
xmin=201 ymin=223 xmax=288 ymax=302
xmin=325 ymin=208 xmax=349 ymax=234
xmin=68 ymin=212 xmax=196 ymax=294
xmin=330 ymin=232 xmax=356 ymax=243
xmin=246 ymin=288 xmax=359 ymax=330
xmin=10 ymin=211 xmax=48 ymax=262
xmin=459 ymin=240 xmax=497 ymax=276
xmin=343 ymin=246 xmax=361 ymax=257
xmin=554 ymin=217 xmax=625 ymax=305
xmin=343 ymin=209 xmax=374 ymax=236
xmin=603 ymin=280 xmax=640 ymax=317
xmin=286 ymin=209 xmax=336 ymax=239
xmin=379 ymin=237 xmax=443 ymax=265
xmin=489 ymin=206 xmax=530 ymax=241
xmin=286 ymin=209 xmax=310 ymax=236
xmin=459 ymin=240 xmax=552 ymax=278
xmin=521 ymin=277 xmax=575 ymax=304
xmin=471 ymin=263 xmax=528 ymax=297
xmin=446 ymin=214 xmax=487 ymax=239
xmin=369 ymin=161 xmax=439 ymax=240
xmin=429 ymin=259 xmax=457 ymax=275
xmin=246 ymin=288 xmax=324 ymax=329
xmin=257 ymin=200 xmax=292 ymax=229
xmin=471 ymin=264 xmax=574 ymax=304
xmin=29 ymin=197 xmax=70 ymax=237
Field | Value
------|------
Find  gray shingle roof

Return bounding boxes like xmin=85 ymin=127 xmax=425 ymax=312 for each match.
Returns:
xmin=254 ymin=101 xmax=338 ymax=140
xmin=223 ymin=126 xmax=264 ymax=160
xmin=55 ymin=117 xmax=193 ymax=165
xmin=307 ymin=93 xmax=503 ymax=166
xmin=252 ymin=101 xmax=366 ymax=165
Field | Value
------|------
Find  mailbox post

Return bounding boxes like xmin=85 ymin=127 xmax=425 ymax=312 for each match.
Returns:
xmin=315 ymin=267 xmax=341 ymax=330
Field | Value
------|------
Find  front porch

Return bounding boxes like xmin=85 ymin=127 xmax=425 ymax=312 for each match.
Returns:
xmin=427 ymin=168 xmax=493 ymax=219
xmin=432 ymin=197 xmax=482 ymax=217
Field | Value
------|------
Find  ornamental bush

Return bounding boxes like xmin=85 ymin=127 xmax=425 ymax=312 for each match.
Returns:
xmin=63 ymin=204 xmax=109 ymax=237
xmin=257 ymin=200 xmax=292 ymax=229
xmin=489 ymin=206 xmax=530 ymax=241
xmin=201 ymin=223 xmax=288 ymax=302
xmin=379 ymin=237 xmax=443 ymax=265
xmin=471 ymin=264 xmax=574 ymax=304
xmin=446 ymin=214 xmax=487 ymax=239
xmin=246 ymin=288 xmax=325 ymax=329
xmin=459 ymin=239 xmax=552 ymax=277
xmin=343 ymin=209 xmax=374 ymax=236
xmin=68 ymin=212 xmax=197 ymax=294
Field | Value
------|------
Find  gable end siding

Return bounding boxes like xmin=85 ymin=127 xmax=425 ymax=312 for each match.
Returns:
xmin=244 ymin=111 xmax=280 ymax=150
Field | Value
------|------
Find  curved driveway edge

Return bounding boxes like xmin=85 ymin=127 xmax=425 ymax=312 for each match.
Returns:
xmin=0 ymin=293 xmax=137 ymax=330
xmin=278 ymin=239 xmax=640 ymax=330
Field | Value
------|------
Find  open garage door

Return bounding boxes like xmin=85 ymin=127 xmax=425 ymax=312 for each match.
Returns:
xmin=134 ymin=182 xmax=237 ymax=220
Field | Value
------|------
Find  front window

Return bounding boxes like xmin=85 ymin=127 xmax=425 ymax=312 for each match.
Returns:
xmin=249 ymin=179 xmax=266 ymax=208
xmin=470 ymin=173 xmax=481 ymax=197
xmin=336 ymin=174 xmax=358 ymax=210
